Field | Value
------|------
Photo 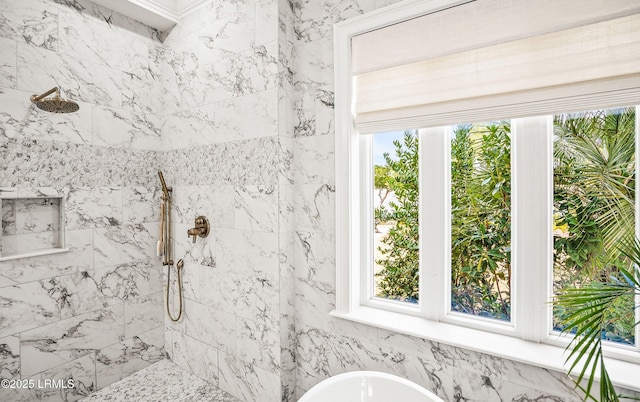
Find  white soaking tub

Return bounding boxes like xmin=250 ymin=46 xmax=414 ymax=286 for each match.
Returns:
xmin=298 ymin=371 xmax=444 ymax=402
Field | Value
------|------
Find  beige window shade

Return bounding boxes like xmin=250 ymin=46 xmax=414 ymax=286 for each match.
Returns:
xmin=352 ymin=1 xmax=640 ymax=134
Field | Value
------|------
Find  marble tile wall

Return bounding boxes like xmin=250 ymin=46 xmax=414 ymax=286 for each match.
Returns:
xmin=160 ymin=0 xmax=296 ymax=401
xmin=0 ymin=1 xmax=165 ymax=401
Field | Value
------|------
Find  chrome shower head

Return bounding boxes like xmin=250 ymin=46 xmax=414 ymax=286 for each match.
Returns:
xmin=30 ymin=87 xmax=79 ymax=114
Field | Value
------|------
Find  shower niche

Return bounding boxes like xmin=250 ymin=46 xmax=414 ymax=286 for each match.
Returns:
xmin=0 ymin=188 xmax=67 ymax=261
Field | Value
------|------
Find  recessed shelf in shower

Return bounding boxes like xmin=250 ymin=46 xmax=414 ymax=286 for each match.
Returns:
xmin=0 ymin=188 xmax=68 ymax=261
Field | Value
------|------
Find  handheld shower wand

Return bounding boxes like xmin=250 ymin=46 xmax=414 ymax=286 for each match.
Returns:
xmin=158 ymin=171 xmax=171 ymax=201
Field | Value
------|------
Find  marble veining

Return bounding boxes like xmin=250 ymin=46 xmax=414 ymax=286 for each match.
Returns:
xmin=20 ymin=305 xmax=124 ymax=376
xmin=0 ymin=0 xmax=59 ymax=50
xmin=0 ymin=138 xmax=162 ymax=188
xmin=80 ymin=359 xmax=241 ymax=402
xmin=0 ymin=37 xmax=17 ymax=88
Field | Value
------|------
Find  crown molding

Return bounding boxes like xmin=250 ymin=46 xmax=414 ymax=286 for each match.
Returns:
xmin=91 ymin=0 xmax=210 ymax=31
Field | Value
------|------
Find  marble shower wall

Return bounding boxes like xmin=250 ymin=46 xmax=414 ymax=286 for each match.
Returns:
xmin=161 ymin=0 xmax=296 ymax=401
xmin=0 ymin=1 xmax=165 ymax=401
xmin=290 ymin=1 xmax=638 ymax=401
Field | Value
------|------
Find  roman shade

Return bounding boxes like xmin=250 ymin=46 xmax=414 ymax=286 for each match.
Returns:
xmin=352 ymin=0 xmax=640 ymax=133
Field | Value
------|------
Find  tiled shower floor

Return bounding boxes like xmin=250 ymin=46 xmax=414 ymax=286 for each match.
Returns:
xmin=79 ymin=360 xmax=241 ymax=402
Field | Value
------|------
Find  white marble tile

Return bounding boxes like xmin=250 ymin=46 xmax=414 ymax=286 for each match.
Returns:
xmin=0 ymin=280 xmax=60 ymax=338
xmin=125 ymin=292 xmax=163 ymax=339
xmin=218 ymin=350 xmax=281 ymax=402
xmin=494 ymin=379 xmax=581 ymax=402
xmin=279 ymin=184 xmax=295 ymax=233
xmin=0 ymin=229 xmax=92 ymax=284
xmin=233 ymin=185 xmax=278 ymax=232
xmin=92 ymin=105 xmax=162 ymax=151
xmin=184 ymin=301 xmax=236 ymax=354
xmin=162 ymin=88 xmax=278 ymax=150
xmin=500 ymin=358 xmax=584 ymax=401
xmin=57 ymin=7 xmax=152 ymax=74
xmin=295 ymin=278 xmax=378 ymax=346
xmin=237 ymin=317 xmax=280 ymax=373
xmin=158 ymin=46 xmax=199 ymax=92
xmin=93 ymin=223 xmax=157 ymax=269
xmin=450 ymin=368 xmax=495 ymax=401
xmin=293 ymin=230 xmax=335 ymax=284
xmin=56 ymin=270 xmax=107 ymax=319
xmin=20 ymin=305 xmax=124 ymax=376
xmin=0 ymin=37 xmax=17 ymax=88
xmin=95 ymin=327 xmax=165 ymax=390
xmin=293 ymin=0 xmax=375 ymax=44
xmin=255 ymin=0 xmax=279 ymax=46
xmin=294 ymin=183 xmax=335 ymax=234
xmin=122 ymin=69 xmax=163 ymax=115
xmin=172 ymin=331 xmax=219 ymax=385
xmin=278 ymin=88 xmax=295 ymax=138
xmin=123 ymin=187 xmax=159 ymax=225
xmin=190 ymin=5 xmax=255 ymax=67
xmin=58 ymin=261 xmax=153 ymax=319
xmin=29 ymin=353 xmax=96 ymax=402
xmin=294 ymin=37 xmax=333 ymax=87
xmin=0 ymin=334 xmax=20 ymax=379
xmin=0 ymin=0 xmax=59 ymax=50
xmin=293 ymin=82 xmax=334 ymax=137
xmin=200 ymin=41 xmax=279 ymax=104
xmin=165 ymin=0 xmax=255 ymax=46
xmin=170 ymin=185 xmax=234 ymax=227
xmin=161 ymin=107 xmax=219 ymax=150
xmin=164 ymin=328 xmax=175 ymax=361
xmin=277 ymin=136 xmax=294 ymax=185
xmin=64 ymin=187 xmax=123 ymax=230
xmin=293 ymin=134 xmax=334 ymax=185
xmin=215 ymin=228 xmax=279 ymax=282
xmin=17 ymin=43 xmax=123 ymax=108
xmin=204 ymin=269 xmax=279 ymax=334
xmin=1 ymin=198 xmax=16 ymax=236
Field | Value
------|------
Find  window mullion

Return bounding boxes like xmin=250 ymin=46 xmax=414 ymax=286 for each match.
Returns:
xmin=360 ymin=135 xmax=374 ymax=306
xmin=421 ymin=127 xmax=448 ymax=321
xmin=512 ymin=116 xmax=553 ymax=342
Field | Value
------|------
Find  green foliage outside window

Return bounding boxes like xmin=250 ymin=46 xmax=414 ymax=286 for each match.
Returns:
xmin=373 ymin=107 xmax=638 ymax=400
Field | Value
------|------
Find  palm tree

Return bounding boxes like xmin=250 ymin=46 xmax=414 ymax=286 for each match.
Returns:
xmin=553 ymin=107 xmax=639 ymax=401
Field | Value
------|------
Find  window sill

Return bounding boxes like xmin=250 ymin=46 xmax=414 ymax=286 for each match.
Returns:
xmin=330 ymin=306 xmax=640 ymax=393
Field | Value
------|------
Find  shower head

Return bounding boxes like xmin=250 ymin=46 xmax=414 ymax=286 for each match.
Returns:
xmin=30 ymin=87 xmax=79 ymax=114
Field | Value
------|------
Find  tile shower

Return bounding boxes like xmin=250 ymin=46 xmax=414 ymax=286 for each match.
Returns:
xmin=1 ymin=1 xmax=639 ymax=402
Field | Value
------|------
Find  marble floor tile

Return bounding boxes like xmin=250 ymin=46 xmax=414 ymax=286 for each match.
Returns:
xmin=79 ymin=359 xmax=241 ymax=402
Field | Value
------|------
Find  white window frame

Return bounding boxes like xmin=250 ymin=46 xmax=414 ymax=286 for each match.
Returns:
xmin=333 ymin=0 xmax=640 ymax=392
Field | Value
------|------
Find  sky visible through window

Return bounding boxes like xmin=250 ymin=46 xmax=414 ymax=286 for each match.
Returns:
xmin=373 ymin=131 xmax=404 ymax=165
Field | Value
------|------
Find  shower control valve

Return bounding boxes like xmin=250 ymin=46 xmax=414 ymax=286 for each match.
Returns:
xmin=187 ymin=215 xmax=210 ymax=243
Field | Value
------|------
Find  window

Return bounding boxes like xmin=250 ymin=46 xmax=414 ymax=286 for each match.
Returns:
xmin=363 ymin=108 xmax=638 ymax=346
xmin=334 ymin=0 xmax=640 ymax=387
